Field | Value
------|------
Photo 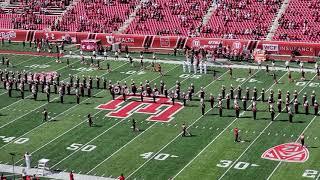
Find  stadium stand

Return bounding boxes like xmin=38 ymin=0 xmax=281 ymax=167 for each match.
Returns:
xmin=53 ymin=0 xmax=138 ymax=32
xmin=273 ymin=0 xmax=320 ymax=42
xmin=201 ymin=0 xmax=283 ymax=40
xmin=125 ymin=0 xmax=212 ymax=36
xmin=1 ymin=0 xmax=320 ymax=43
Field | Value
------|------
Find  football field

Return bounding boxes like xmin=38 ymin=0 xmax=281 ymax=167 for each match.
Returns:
xmin=0 ymin=50 xmax=320 ymax=180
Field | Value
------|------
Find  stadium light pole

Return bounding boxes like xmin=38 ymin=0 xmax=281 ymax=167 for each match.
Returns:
xmin=9 ymin=153 xmax=15 ymax=180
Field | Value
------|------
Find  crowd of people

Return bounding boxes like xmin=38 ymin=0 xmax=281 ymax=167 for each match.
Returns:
xmin=53 ymin=0 xmax=137 ymax=32
xmin=276 ymin=0 xmax=320 ymax=42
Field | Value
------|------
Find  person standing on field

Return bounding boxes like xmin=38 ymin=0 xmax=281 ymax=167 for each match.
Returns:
xmin=24 ymin=152 xmax=31 ymax=169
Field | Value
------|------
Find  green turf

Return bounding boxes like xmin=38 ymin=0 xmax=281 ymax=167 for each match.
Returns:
xmin=0 ymin=48 xmax=320 ymax=180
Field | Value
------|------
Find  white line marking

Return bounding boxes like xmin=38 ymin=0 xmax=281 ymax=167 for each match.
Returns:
xmin=218 ymin=74 xmax=317 ymax=180
xmin=127 ymin=70 xmax=263 ymax=178
xmin=87 ymin=123 xmax=156 ymax=174
xmin=172 ymin=71 xmax=288 ymax=179
xmin=267 ymin=115 xmax=317 ymax=180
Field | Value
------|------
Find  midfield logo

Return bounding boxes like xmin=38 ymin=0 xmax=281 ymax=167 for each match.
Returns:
xmin=97 ymin=95 xmax=184 ymax=122
xmin=261 ymin=143 xmax=309 ymax=163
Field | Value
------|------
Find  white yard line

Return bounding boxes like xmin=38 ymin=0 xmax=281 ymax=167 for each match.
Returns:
xmin=86 ymin=123 xmax=156 ymax=174
xmin=86 ymin=69 xmax=231 ymax=174
xmin=13 ymin=64 xmax=179 ymax=165
xmin=0 ymin=60 xmax=79 ymax=111
xmin=0 ymin=57 xmax=58 ymax=96
xmin=51 ymin=64 xmax=194 ymax=168
xmin=126 ymin=70 xmax=262 ymax=178
xmin=267 ymin=115 xmax=318 ymax=179
xmin=65 ymin=54 xmax=316 ymax=73
xmin=172 ymin=71 xmax=288 ymax=179
xmin=217 ymin=74 xmax=317 ymax=180
xmin=0 ymin=62 xmax=129 ymax=149
xmin=0 ymin=60 xmax=86 ymax=129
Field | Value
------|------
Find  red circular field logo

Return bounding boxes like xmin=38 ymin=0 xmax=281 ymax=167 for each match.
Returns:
xmin=261 ymin=143 xmax=309 ymax=163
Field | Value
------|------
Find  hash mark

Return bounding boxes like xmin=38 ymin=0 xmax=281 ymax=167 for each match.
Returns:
xmin=209 ymin=127 xmax=212 ymax=129
xmin=253 ymin=131 xmax=255 ymax=134
xmin=78 ymin=171 xmax=81 ymax=174
xmin=268 ymin=132 xmax=270 ymax=135
xmin=216 ymin=128 xmax=219 ymax=130
xmin=275 ymin=133 xmax=278 ymax=136
xmin=195 ymin=126 xmax=198 ymax=128
xmin=174 ymin=124 xmax=177 ymax=127
xmin=245 ymin=131 xmax=248 ymax=133
xmin=102 ymin=174 xmax=105 ymax=177
xmin=315 ymin=137 xmax=318 ymax=140
xmin=283 ymin=134 xmax=286 ymax=136
xmin=202 ymin=127 xmax=205 ymax=129
xmin=64 ymin=169 xmax=67 ymax=172
xmin=307 ymin=136 xmax=309 ymax=139
xmin=291 ymin=134 xmax=294 ymax=137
